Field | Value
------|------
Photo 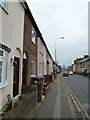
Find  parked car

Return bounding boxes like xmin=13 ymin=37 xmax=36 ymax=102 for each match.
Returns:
xmin=88 ymin=72 xmax=90 ymax=77
xmin=63 ymin=71 xmax=68 ymax=76
xmin=69 ymin=71 xmax=73 ymax=75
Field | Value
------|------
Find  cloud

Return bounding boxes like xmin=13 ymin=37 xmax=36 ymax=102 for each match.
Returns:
xmin=27 ymin=0 xmax=88 ymax=66
xmin=27 ymin=0 xmax=89 ymax=3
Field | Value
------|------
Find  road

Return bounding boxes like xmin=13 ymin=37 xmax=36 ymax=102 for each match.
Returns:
xmin=65 ymin=74 xmax=90 ymax=114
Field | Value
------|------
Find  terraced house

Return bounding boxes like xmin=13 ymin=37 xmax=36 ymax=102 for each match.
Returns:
xmin=37 ymin=36 xmax=54 ymax=77
xmin=22 ymin=2 xmax=54 ymax=97
xmin=0 ymin=0 xmax=56 ymax=115
xmin=0 ymin=0 xmax=25 ymax=111
xmin=22 ymin=2 xmax=39 ymax=88
xmin=72 ymin=55 xmax=90 ymax=75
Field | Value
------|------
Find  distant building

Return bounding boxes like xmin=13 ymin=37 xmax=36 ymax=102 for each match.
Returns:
xmin=72 ymin=55 xmax=90 ymax=74
xmin=68 ymin=65 xmax=72 ymax=71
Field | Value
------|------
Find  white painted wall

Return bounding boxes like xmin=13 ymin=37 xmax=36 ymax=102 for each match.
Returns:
xmin=44 ymin=47 xmax=47 ymax=75
xmin=49 ymin=57 xmax=53 ymax=74
xmin=0 ymin=1 xmax=25 ymax=110
xmin=72 ymin=64 xmax=76 ymax=73
xmin=0 ymin=8 xmax=2 ymax=43
xmin=37 ymin=37 xmax=46 ymax=76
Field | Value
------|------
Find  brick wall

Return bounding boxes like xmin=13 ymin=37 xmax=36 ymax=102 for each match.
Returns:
xmin=23 ymin=10 xmax=37 ymax=85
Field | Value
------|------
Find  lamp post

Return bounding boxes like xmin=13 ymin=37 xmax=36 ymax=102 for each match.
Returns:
xmin=55 ymin=37 xmax=64 ymax=76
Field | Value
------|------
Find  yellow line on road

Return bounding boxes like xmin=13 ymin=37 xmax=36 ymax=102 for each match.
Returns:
xmin=64 ymin=82 xmax=81 ymax=112
xmin=63 ymin=78 xmax=90 ymax=119
xmin=68 ymin=84 xmax=90 ymax=119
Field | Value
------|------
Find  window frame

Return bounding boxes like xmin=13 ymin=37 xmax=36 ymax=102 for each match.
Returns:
xmin=39 ymin=62 xmax=42 ymax=75
xmin=31 ymin=61 xmax=36 ymax=77
xmin=0 ymin=59 xmax=3 ymax=84
xmin=31 ymin=27 xmax=36 ymax=44
xmin=0 ymin=0 xmax=8 ymax=11
xmin=0 ymin=48 xmax=8 ymax=88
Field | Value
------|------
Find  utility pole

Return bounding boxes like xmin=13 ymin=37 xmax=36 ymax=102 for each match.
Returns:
xmin=55 ymin=37 xmax=64 ymax=76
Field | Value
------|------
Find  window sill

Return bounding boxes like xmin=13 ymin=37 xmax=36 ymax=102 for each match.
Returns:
xmin=31 ymin=75 xmax=36 ymax=77
xmin=0 ymin=82 xmax=8 ymax=89
xmin=31 ymin=41 xmax=36 ymax=45
xmin=0 ymin=4 xmax=9 ymax=15
xmin=38 ymin=74 xmax=42 ymax=76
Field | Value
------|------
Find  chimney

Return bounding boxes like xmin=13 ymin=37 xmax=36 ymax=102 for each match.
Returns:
xmin=84 ymin=55 xmax=89 ymax=58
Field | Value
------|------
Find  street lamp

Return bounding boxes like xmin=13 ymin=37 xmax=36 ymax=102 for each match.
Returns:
xmin=55 ymin=37 xmax=64 ymax=76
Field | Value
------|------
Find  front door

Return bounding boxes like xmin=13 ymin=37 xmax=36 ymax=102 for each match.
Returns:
xmin=13 ymin=57 xmax=19 ymax=97
xmin=22 ymin=59 xmax=27 ymax=85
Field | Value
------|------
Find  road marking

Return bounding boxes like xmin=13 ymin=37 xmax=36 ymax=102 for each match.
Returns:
xmin=65 ymin=82 xmax=81 ymax=112
xmin=63 ymin=78 xmax=90 ymax=119
xmin=69 ymin=86 xmax=90 ymax=118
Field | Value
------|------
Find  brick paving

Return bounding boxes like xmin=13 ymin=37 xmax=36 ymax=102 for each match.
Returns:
xmin=2 ymin=91 xmax=37 ymax=119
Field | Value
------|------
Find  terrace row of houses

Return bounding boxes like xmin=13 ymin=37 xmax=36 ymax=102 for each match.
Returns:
xmin=70 ymin=1 xmax=90 ymax=76
xmin=0 ymin=1 xmax=60 ymax=111
xmin=71 ymin=55 xmax=90 ymax=75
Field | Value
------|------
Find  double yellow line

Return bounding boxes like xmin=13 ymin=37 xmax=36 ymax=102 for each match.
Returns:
xmin=63 ymin=79 xmax=90 ymax=119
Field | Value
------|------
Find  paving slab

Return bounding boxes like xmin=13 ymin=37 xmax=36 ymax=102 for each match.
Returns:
xmin=35 ymin=74 xmax=73 ymax=118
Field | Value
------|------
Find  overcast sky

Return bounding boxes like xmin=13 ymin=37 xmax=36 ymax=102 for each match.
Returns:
xmin=26 ymin=0 xmax=89 ymax=67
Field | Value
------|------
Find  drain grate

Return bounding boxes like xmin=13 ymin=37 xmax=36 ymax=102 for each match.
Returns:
xmin=74 ymin=111 xmax=84 ymax=119
xmin=74 ymin=111 xmax=90 ymax=120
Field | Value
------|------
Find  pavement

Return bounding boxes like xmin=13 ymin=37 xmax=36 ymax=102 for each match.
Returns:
xmin=2 ymin=73 xmax=90 ymax=119
xmin=35 ymin=73 xmax=75 ymax=118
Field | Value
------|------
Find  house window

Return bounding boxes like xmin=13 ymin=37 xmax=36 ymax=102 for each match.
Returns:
xmin=31 ymin=61 xmax=36 ymax=76
xmin=1 ymin=0 xmax=8 ymax=10
xmin=0 ymin=61 xmax=3 ymax=83
xmin=32 ymin=28 xmax=36 ymax=44
xmin=0 ymin=49 xmax=8 ymax=87
xmin=39 ymin=63 xmax=42 ymax=75
xmin=42 ymin=62 xmax=44 ymax=75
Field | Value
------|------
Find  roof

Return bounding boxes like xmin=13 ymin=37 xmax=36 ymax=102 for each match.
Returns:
xmin=77 ymin=57 xmax=90 ymax=64
xmin=24 ymin=1 xmax=54 ymax=62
